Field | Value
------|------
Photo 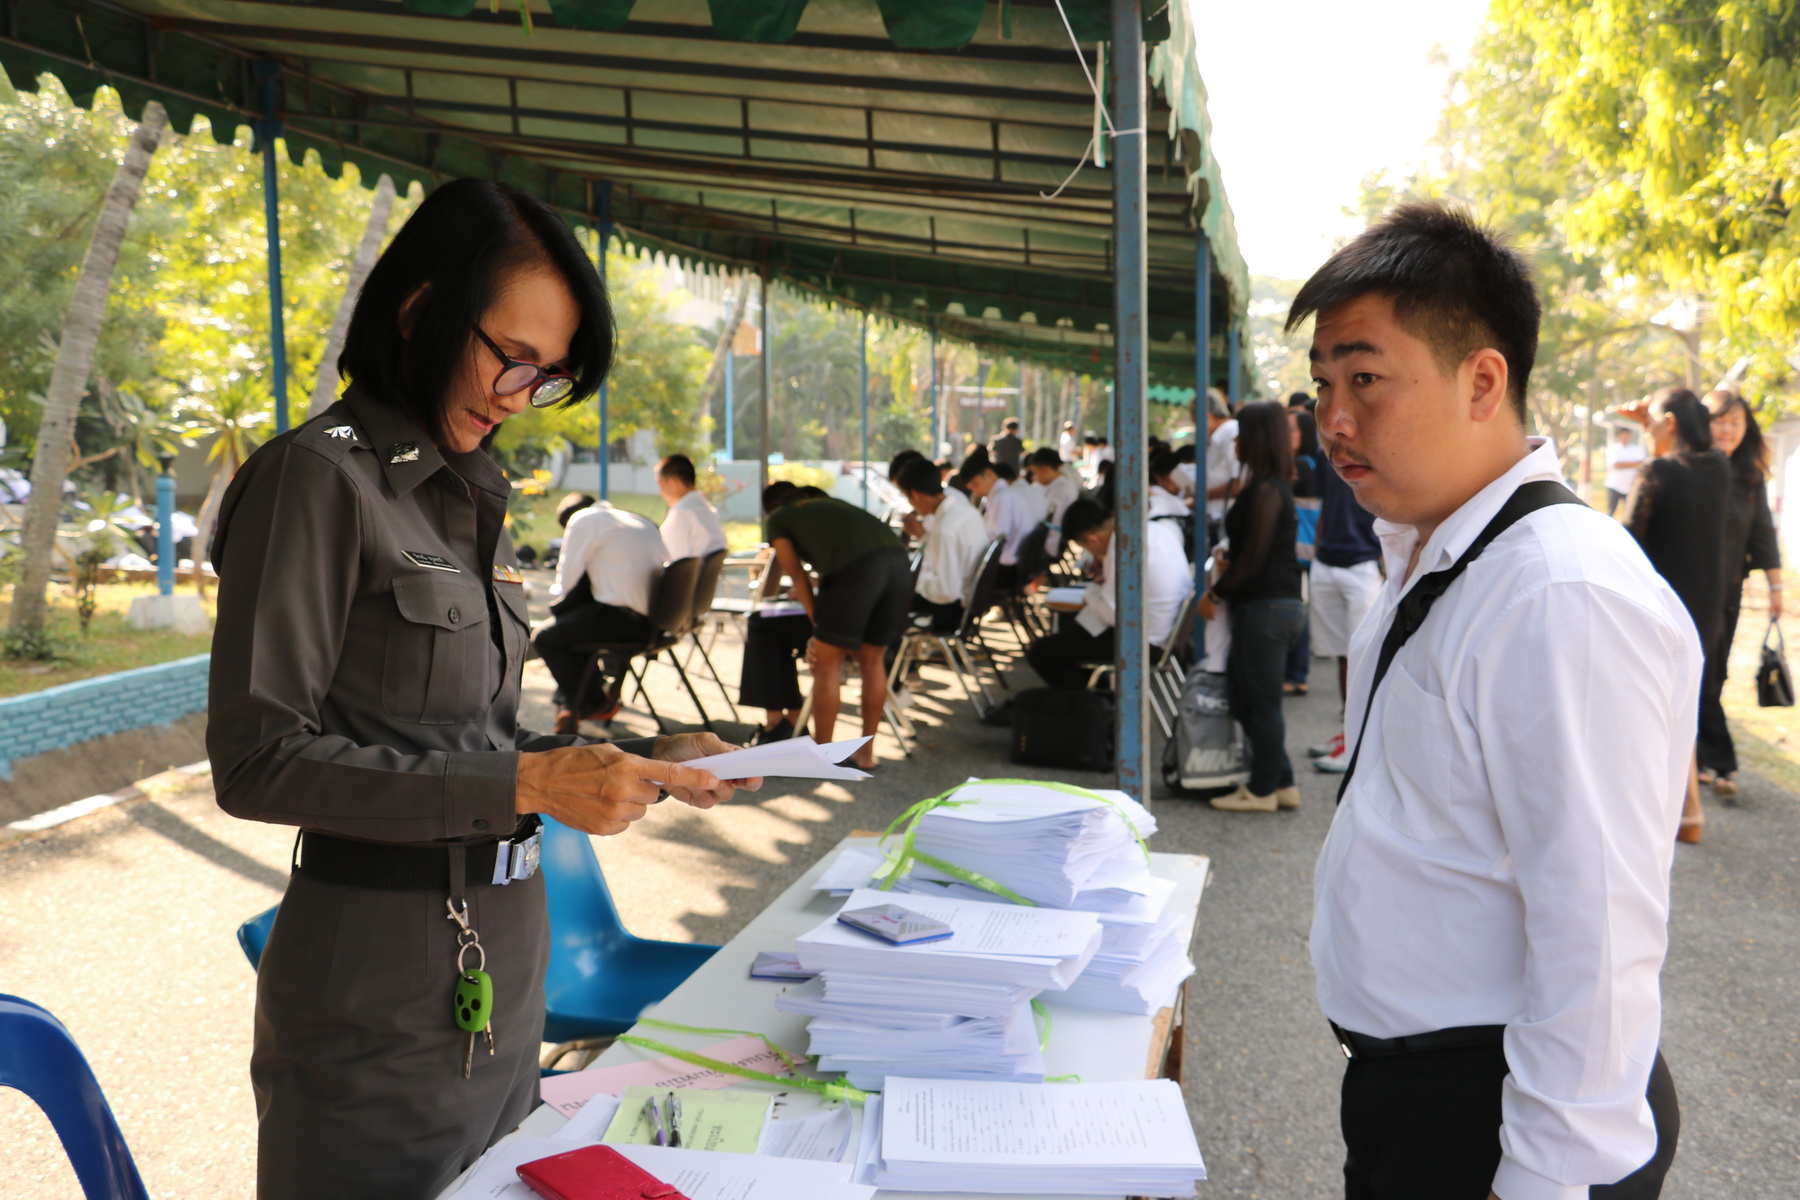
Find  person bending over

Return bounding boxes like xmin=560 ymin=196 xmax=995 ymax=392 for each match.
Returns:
xmin=1026 ymin=498 xmax=1192 ymax=689
xmin=898 ymin=456 xmax=990 ymax=632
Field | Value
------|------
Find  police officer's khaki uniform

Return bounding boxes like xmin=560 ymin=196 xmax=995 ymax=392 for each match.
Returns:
xmin=208 ymin=387 xmax=655 ymax=1199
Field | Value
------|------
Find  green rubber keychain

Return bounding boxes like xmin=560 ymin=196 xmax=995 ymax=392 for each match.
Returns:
xmin=447 ymin=900 xmax=496 ymax=1079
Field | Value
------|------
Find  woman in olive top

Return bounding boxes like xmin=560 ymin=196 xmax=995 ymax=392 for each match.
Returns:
xmin=207 ymin=180 xmax=753 ymax=1199
xmin=756 ymin=481 xmax=910 ymax=769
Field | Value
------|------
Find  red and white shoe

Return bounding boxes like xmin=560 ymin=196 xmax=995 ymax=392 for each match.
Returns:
xmin=1314 ymin=743 xmax=1351 ymax=774
xmin=1307 ymin=732 xmax=1343 ymax=759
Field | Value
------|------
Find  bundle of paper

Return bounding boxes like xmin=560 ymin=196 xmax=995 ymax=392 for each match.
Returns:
xmin=808 ymin=973 xmax=1039 ymax=1021
xmin=1049 ymin=910 xmax=1196 ymax=1015
xmin=868 ymin=1077 xmax=1207 ymax=1197
xmin=792 ymin=889 xmax=1103 ymax=991
xmin=897 ymin=781 xmax=1158 ymax=908
xmin=803 ymin=1003 xmax=1029 ymax=1060
xmin=775 ymin=978 xmax=961 ymax=1030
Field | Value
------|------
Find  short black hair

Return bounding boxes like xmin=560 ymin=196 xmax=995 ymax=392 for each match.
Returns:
xmin=1003 ymin=418 xmax=1020 ymax=431
xmin=1235 ymin=400 xmax=1296 ymax=483
xmin=1287 ymin=202 xmax=1539 ymax=424
xmin=762 ymin=480 xmax=799 ymax=513
xmin=1149 ymin=448 xmax=1179 ymax=481
xmin=1650 ymin=387 xmax=1714 ymax=453
xmin=555 ymin=492 xmax=596 ymax=528
xmin=1027 ymin=447 xmax=1063 ymax=469
xmin=888 ymin=448 xmax=926 ymax=481
xmin=340 ymin=179 xmax=613 ymax=446
xmin=1287 ymin=391 xmax=1313 ymax=409
xmin=1061 ymin=497 xmax=1111 ymax=545
xmin=993 ymin=461 xmax=1018 ymax=483
xmin=896 ymin=458 xmax=943 ymax=497
xmin=959 ymin=449 xmax=995 ymax=479
xmin=1173 ymin=444 xmax=1196 ymax=464
xmin=657 ymin=454 xmax=697 ymax=487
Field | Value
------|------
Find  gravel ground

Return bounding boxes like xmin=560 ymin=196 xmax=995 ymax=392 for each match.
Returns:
xmin=0 ymin=590 xmax=1795 ymax=1197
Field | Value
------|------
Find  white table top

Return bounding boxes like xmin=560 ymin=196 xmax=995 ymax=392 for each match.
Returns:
xmin=446 ymin=835 xmax=1209 ymax=1199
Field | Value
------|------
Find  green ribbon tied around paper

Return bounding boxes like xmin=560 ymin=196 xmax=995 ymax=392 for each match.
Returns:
xmin=873 ymin=778 xmax=1151 ymax=905
xmin=616 ymin=1017 xmax=871 ymax=1104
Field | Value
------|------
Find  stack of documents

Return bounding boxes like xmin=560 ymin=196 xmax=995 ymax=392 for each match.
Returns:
xmin=867 ymin=1076 xmax=1206 ymax=1196
xmin=786 ymin=888 xmax=1101 ymax=1088
xmin=1055 ymin=907 xmax=1195 ymax=1015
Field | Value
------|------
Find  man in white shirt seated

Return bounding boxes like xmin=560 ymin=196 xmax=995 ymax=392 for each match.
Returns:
xmin=896 ymin=458 xmax=990 ymax=632
xmin=1148 ymin=448 xmax=1194 ymax=557
xmin=1025 ymin=498 xmax=1192 ymax=689
xmin=1025 ymin=448 xmax=1083 ymax=558
xmin=962 ymin=457 xmax=1046 ymax=588
xmin=656 ymin=453 xmax=727 ymax=562
xmin=533 ymin=495 xmax=670 ymax=732
xmin=1293 ymin=203 xmax=1690 ymax=1200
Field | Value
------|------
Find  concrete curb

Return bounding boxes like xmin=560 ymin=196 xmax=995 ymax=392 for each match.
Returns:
xmin=1 ymin=760 xmax=212 ymax=844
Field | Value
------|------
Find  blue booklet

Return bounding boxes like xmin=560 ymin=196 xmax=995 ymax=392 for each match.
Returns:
xmin=836 ymin=903 xmax=956 ymax=946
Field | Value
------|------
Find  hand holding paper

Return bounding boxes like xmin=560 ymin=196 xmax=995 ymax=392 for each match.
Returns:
xmin=671 ymin=736 xmax=872 ymax=783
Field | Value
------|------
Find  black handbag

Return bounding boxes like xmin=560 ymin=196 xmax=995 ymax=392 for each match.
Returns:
xmin=1756 ymin=618 xmax=1794 ymax=708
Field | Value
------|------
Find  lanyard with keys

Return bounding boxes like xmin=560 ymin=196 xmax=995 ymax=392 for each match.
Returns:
xmin=447 ymin=845 xmax=496 ymax=1079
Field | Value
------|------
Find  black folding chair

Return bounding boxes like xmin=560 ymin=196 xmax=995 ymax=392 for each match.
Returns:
xmin=889 ymin=537 xmax=1009 ymax=718
xmin=681 ymin=548 xmax=742 ymax=723
xmin=572 ymin=557 xmax=711 ymax=734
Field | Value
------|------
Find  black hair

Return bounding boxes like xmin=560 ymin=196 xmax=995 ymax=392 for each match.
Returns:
xmin=1095 ymin=459 xmax=1114 ymax=482
xmin=1286 ymin=202 xmax=1539 ymax=424
xmin=1003 ymin=418 xmax=1020 ymax=431
xmin=762 ymin=480 xmax=799 ymax=514
xmin=657 ymin=454 xmax=697 ymax=487
xmin=1706 ymin=389 xmax=1771 ymax=480
xmin=1027 ymin=447 xmax=1063 ymax=469
xmin=1149 ymin=448 xmax=1179 ymax=482
xmin=1061 ymin=497 xmax=1111 ymax=545
xmin=993 ymin=461 xmax=1018 ymax=483
xmin=1287 ymin=391 xmax=1313 ymax=409
xmin=959 ymin=449 xmax=995 ymax=479
xmin=1650 ymin=387 xmax=1714 ymax=454
xmin=555 ymin=492 xmax=596 ymax=528
xmin=1083 ymin=434 xmax=1099 ymax=446
xmin=339 ymin=179 xmax=613 ymax=446
xmin=1235 ymin=400 xmax=1296 ymax=483
xmin=1173 ymin=444 xmax=1196 ymax=465
xmin=895 ymin=458 xmax=944 ymax=496
xmin=795 ymin=485 xmax=830 ymax=499
xmin=1290 ymin=407 xmax=1320 ymax=462
xmin=888 ymin=448 xmax=927 ymax=482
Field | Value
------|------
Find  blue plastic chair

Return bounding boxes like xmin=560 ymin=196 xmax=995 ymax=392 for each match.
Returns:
xmin=237 ymin=905 xmax=278 ymax=971
xmin=0 ymin=995 xmax=150 ymax=1200
xmin=541 ymin=815 xmax=719 ymax=1044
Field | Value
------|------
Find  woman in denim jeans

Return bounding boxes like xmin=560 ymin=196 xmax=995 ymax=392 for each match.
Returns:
xmin=1199 ymin=400 xmax=1308 ymax=812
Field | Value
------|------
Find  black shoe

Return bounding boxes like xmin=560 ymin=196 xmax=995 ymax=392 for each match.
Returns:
xmin=753 ymin=717 xmax=795 ymax=745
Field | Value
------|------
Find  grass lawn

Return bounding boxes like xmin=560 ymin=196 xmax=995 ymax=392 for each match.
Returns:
xmin=508 ymin=490 xmax=762 ymax=557
xmin=0 ymin=583 xmax=215 ymax=699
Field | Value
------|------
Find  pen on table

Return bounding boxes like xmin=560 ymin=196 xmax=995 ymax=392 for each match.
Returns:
xmin=668 ymin=1092 xmax=683 ymax=1148
xmin=644 ymin=1094 xmax=666 ymax=1146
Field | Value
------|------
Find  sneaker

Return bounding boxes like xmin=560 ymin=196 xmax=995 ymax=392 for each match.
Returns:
xmin=1307 ymin=733 xmax=1344 ymax=759
xmin=1210 ymin=784 xmax=1278 ymax=813
xmin=1275 ymin=785 xmax=1301 ymax=810
xmin=753 ymin=717 xmax=795 ymax=746
xmin=1314 ymin=745 xmax=1351 ymax=774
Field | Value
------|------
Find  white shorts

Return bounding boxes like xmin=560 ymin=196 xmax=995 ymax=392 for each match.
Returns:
xmin=1310 ymin=559 xmax=1383 ymax=657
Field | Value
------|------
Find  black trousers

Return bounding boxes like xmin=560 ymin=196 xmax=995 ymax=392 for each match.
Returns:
xmin=532 ymin=601 xmax=652 ymax=712
xmin=738 ymin=611 xmax=813 ymax=711
xmin=1342 ymin=1044 xmax=1679 ymax=1200
xmin=1697 ymin=584 xmax=1744 ymax=776
xmin=1026 ymin=617 xmax=1113 ymax=689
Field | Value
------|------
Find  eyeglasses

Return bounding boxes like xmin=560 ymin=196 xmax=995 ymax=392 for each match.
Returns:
xmin=473 ymin=326 xmax=575 ymax=407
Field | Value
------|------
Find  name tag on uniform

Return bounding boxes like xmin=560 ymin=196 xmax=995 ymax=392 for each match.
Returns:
xmin=402 ymin=550 xmax=461 ymax=573
xmin=492 ymin=564 xmax=523 ymax=585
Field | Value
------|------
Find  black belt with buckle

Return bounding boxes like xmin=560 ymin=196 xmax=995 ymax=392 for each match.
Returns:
xmin=1330 ymin=1021 xmax=1506 ymax=1060
xmin=294 ymin=818 xmax=543 ymax=891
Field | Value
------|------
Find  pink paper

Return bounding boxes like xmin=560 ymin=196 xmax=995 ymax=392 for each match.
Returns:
xmin=539 ymin=1034 xmax=797 ymax=1117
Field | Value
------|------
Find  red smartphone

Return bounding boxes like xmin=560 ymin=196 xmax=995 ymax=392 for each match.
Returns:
xmin=516 ymin=1143 xmax=692 ymax=1200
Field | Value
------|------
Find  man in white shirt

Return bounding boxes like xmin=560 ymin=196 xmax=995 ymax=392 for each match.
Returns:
xmin=896 ymin=458 xmax=990 ymax=632
xmin=1293 ymin=204 xmax=1690 ymax=1200
xmin=1058 ymin=421 xmax=1080 ymax=463
xmin=1603 ymin=425 xmax=1647 ymax=516
xmin=1025 ymin=447 xmax=1083 ymax=558
xmin=1025 ymin=498 xmax=1192 ymax=688
xmin=656 ymin=453 xmax=728 ymax=562
xmin=1148 ymin=448 xmax=1194 ymax=557
xmin=963 ymin=459 xmax=1045 ymax=585
xmin=1204 ymin=391 xmax=1241 ymax=524
xmin=533 ymin=497 xmax=670 ymax=731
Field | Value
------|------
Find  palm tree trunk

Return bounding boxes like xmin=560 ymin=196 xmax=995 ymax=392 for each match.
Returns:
xmin=8 ymin=102 xmax=167 ymax=641
xmin=189 ymin=452 xmax=238 ymax=603
xmin=306 ymin=174 xmax=396 ymax=420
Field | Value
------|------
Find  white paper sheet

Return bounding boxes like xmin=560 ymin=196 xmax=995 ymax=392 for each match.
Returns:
xmin=880 ymin=1076 xmax=1204 ymax=1167
xmin=446 ymin=1137 xmax=877 ymax=1200
xmin=1044 ymin=586 xmax=1087 ymax=607
xmin=816 ymin=889 xmax=1102 ymax=959
xmin=812 ymin=847 xmax=885 ymax=892
xmin=551 ymin=1092 xmax=623 ymax=1143
xmin=676 ymin=735 xmax=872 ymax=782
xmin=755 ymin=1103 xmax=854 ymax=1162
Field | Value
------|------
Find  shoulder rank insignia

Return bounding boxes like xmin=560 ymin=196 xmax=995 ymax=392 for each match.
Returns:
xmin=326 ymin=425 xmax=356 ymax=440
xmin=492 ymin=564 xmax=524 ymax=585
xmin=388 ymin=442 xmax=421 ymax=464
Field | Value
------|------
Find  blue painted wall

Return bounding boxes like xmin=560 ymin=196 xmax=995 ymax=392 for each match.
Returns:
xmin=0 ymin=654 xmax=210 ymax=779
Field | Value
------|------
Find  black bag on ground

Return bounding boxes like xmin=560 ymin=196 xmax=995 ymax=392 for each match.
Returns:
xmin=1757 ymin=618 xmax=1794 ymax=707
xmin=1009 ymin=687 xmax=1114 ymax=772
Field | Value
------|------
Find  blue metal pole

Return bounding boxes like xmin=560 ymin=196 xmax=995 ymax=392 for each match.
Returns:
xmin=254 ymin=60 xmax=289 ymax=434
xmin=724 ymin=345 xmax=736 ymax=461
xmin=930 ymin=322 xmax=941 ymax=457
xmin=1227 ymin=324 xmax=1242 ymax=409
xmin=597 ymin=219 xmax=611 ymax=500
xmin=860 ymin=309 xmax=871 ymax=510
xmin=155 ymin=467 xmax=175 ymax=597
xmin=1110 ymin=0 xmax=1150 ymax=802
xmin=1192 ymin=233 xmax=1211 ymax=594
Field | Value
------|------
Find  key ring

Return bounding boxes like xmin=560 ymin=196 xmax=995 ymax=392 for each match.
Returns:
xmin=457 ymin=937 xmax=486 ymax=974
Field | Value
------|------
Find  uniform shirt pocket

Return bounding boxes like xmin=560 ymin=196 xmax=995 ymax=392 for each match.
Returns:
xmin=1370 ymin=662 xmax=1471 ymax=843
xmin=384 ymin=574 xmax=492 ymax=725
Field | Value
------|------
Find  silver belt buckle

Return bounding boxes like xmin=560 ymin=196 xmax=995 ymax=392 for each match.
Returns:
xmin=489 ymin=831 xmax=542 ymax=886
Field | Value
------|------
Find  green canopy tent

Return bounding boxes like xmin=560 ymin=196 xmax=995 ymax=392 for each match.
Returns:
xmin=2 ymin=0 xmax=1250 ymax=798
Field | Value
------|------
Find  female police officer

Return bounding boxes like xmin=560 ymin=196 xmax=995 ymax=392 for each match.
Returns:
xmin=206 ymin=179 xmax=754 ymax=1199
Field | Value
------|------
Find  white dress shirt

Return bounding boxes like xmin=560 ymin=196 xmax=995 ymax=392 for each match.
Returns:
xmin=915 ymin=488 xmax=990 ymax=606
xmin=659 ymin=488 xmax=727 ymax=563
xmin=1603 ymin=441 xmax=1647 ymax=496
xmin=1040 ymin=472 xmax=1083 ymax=554
xmin=1204 ymin=420 xmax=1240 ymax=520
xmin=551 ymin=502 xmax=669 ymax=617
xmin=1059 ymin=431 xmax=1080 ymax=461
xmin=1076 ymin=520 xmax=1193 ymax=646
xmin=982 ymin=478 xmax=1043 ymax=566
xmin=1311 ymin=439 xmax=1701 ymax=1200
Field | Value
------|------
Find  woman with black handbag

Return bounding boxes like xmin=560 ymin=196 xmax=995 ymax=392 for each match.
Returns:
xmin=1698 ymin=389 xmax=1784 ymax=799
